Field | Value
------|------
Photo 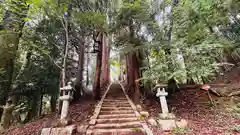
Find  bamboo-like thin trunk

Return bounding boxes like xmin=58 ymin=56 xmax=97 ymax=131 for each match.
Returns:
xmin=61 ymin=24 xmax=69 ymax=87
xmin=58 ymin=18 xmax=69 ymax=113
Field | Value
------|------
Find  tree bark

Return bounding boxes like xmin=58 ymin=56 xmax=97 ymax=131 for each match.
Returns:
xmin=61 ymin=24 xmax=69 ymax=87
xmin=93 ymin=32 xmax=103 ymax=100
xmin=126 ymin=54 xmax=134 ymax=95
xmin=15 ymin=47 xmax=32 ymax=80
xmin=58 ymin=18 xmax=70 ymax=113
xmin=50 ymin=95 xmax=57 ymax=112
xmin=101 ymin=34 xmax=110 ymax=88
xmin=86 ymin=51 xmax=90 ymax=86
xmin=132 ymin=53 xmax=140 ymax=104
xmin=74 ymin=36 xmax=85 ymax=101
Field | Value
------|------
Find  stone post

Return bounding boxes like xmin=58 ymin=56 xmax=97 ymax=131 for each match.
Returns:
xmin=59 ymin=82 xmax=74 ymax=123
xmin=156 ymin=87 xmax=169 ymax=114
xmin=155 ymin=84 xmax=175 ymax=119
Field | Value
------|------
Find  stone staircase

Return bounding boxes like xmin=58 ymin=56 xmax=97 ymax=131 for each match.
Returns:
xmin=86 ymin=83 xmax=153 ymax=135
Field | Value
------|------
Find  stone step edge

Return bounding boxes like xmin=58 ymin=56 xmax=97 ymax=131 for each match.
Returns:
xmin=86 ymin=128 xmax=145 ymax=135
xmin=98 ymin=114 xmax=136 ymax=118
xmin=94 ymin=121 xmax=142 ymax=128
xmin=96 ymin=117 xmax=138 ymax=123
xmin=104 ymin=98 xmax=127 ymax=102
xmin=99 ymin=110 xmax=134 ymax=114
xmin=101 ymin=105 xmax=131 ymax=108
xmin=102 ymin=103 xmax=130 ymax=105
xmin=101 ymin=107 xmax=132 ymax=109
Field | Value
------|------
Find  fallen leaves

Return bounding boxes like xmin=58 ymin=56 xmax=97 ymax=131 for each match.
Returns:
xmin=143 ymin=88 xmax=239 ymax=135
xmin=4 ymin=99 xmax=96 ymax=135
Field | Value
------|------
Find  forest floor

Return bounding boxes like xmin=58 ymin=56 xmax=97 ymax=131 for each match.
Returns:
xmin=4 ymin=67 xmax=240 ymax=135
xmin=143 ymin=88 xmax=240 ymax=135
xmin=4 ymin=97 xmax=96 ymax=135
xmin=5 ymin=88 xmax=240 ymax=135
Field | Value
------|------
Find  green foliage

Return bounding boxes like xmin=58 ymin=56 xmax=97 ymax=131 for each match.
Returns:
xmin=231 ymin=124 xmax=240 ymax=132
xmin=0 ymin=3 xmax=3 ymax=25
xmin=73 ymin=11 xmax=107 ymax=30
xmin=171 ymin=127 xmax=192 ymax=134
xmin=115 ymin=0 xmax=153 ymax=28
xmin=141 ymin=0 xmax=237 ymax=84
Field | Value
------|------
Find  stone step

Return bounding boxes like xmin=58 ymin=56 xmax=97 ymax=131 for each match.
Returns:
xmin=96 ymin=117 xmax=138 ymax=124
xmin=103 ymin=100 xmax=127 ymax=103
xmin=104 ymin=98 xmax=127 ymax=102
xmin=105 ymin=97 xmax=126 ymax=99
xmin=88 ymin=128 xmax=145 ymax=135
xmin=101 ymin=107 xmax=132 ymax=111
xmin=98 ymin=114 xmax=136 ymax=119
xmin=100 ymin=110 xmax=134 ymax=115
xmin=103 ymin=102 xmax=129 ymax=105
xmin=104 ymin=99 xmax=127 ymax=101
xmin=101 ymin=104 xmax=131 ymax=108
xmin=93 ymin=121 xmax=142 ymax=129
xmin=102 ymin=102 xmax=130 ymax=105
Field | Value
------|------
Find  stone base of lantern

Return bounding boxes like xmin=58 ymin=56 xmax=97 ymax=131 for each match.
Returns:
xmin=59 ymin=118 xmax=72 ymax=126
xmin=157 ymin=119 xmax=176 ymax=131
xmin=0 ymin=126 xmax=5 ymax=134
xmin=41 ymin=125 xmax=76 ymax=135
xmin=159 ymin=113 xmax=175 ymax=119
xmin=157 ymin=119 xmax=188 ymax=131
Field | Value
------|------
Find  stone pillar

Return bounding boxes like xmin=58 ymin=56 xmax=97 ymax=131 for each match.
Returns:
xmin=59 ymin=82 xmax=74 ymax=123
xmin=59 ymin=96 xmax=71 ymax=120
xmin=155 ymin=84 xmax=175 ymax=119
xmin=156 ymin=88 xmax=169 ymax=114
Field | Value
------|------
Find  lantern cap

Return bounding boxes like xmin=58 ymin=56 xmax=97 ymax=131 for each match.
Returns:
xmin=60 ymin=82 xmax=73 ymax=91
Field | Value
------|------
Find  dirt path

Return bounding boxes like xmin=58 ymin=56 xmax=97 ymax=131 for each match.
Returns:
xmin=86 ymin=83 xmax=153 ymax=135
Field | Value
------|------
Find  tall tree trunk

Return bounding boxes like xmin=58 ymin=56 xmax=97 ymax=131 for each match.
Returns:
xmin=61 ymin=27 xmax=69 ymax=87
xmin=101 ymin=34 xmax=110 ymax=88
xmin=125 ymin=52 xmax=140 ymax=104
xmin=50 ymin=95 xmax=57 ymax=113
xmin=106 ymin=46 xmax=110 ymax=82
xmin=93 ymin=33 xmax=103 ymax=100
xmin=132 ymin=52 xmax=140 ymax=104
xmin=0 ymin=1 xmax=29 ymax=122
xmin=25 ymin=95 xmax=38 ymax=122
xmin=15 ymin=47 xmax=32 ymax=81
xmin=126 ymin=53 xmax=134 ymax=96
xmin=126 ymin=22 xmax=141 ymax=103
xmin=125 ymin=55 xmax=129 ymax=83
xmin=74 ymin=36 xmax=85 ymax=101
xmin=86 ymin=51 xmax=90 ymax=86
xmin=38 ymin=93 xmax=43 ymax=116
xmin=58 ymin=18 xmax=69 ymax=113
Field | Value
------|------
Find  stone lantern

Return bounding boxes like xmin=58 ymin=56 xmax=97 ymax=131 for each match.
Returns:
xmin=155 ymin=84 xmax=177 ymax=131
xmin=156 ymin=86 xmax=169 ymax=116
xmin=59 ymin=82 xmax=74 ymax=121
xmin=155 ymin=84 xmax=175 ymax=119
